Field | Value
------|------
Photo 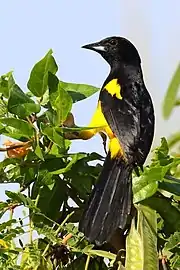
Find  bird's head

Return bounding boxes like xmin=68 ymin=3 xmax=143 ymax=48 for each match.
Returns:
xmin=82 ymin=36 xmax=141 ymax=67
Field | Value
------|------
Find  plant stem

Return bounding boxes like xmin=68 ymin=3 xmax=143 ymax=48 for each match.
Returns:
xmin=7 ymin=207 xmax=14 ymax=233
xmin=35 ymin=193 xmax=40 ymax=207
xmin=46 ymin=141 xmax=53 ymax=154
xmin=42 ymin=211 xmax=75 ymax=257
xmin=59 ymin=211 xmax=74 ymax=228
xmin=84 ymin=255 xmax=91 ymax=270
xmin=28 ymin=186 xmax=33 ymax=244
xmin=42 ymin=244 xmax=50 ymax=257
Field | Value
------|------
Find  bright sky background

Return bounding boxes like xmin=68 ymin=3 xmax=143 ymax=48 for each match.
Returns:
xmin=0 ymin=0 xmax=179 ymax=219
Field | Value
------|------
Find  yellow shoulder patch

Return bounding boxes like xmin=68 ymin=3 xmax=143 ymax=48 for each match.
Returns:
xmin=104 ymin=79 xmax=122 ymax=100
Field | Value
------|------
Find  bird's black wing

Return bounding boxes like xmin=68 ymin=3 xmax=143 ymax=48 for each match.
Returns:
xmin=135 ymin=86 xmax=155 ymax=165
xmin=100 ymin=81 xmax=142 ymax=164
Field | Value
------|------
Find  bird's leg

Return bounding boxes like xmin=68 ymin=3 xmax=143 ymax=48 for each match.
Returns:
xmin=99 ymin=132 xmax=107 ymax=154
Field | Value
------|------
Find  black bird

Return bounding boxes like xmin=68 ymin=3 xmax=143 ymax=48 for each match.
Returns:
xmin=78 ymin=36 xmax=155 ymax=245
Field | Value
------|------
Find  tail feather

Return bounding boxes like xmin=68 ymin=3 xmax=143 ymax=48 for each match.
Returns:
xmin=79 ymin=152 xmax=133 ymax=245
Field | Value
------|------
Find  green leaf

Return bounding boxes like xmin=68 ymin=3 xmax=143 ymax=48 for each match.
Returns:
xmin=69 ymin=174 xmax=94 ymax=200
xmin=159 ymin=181 xmax=180 ymax=196
xmin=33 ymin=177 xmax=67 ymax=225
xmin=171 ymin=254 xmax=180 ymax=269
xmin=5 ymin=191 xmax=39 ymax=212
xmin=20 ymin=244 xmax=41 ymax=270
xmin=35 ymin=225 xmax=58 ymax=242
xmin=34 ymin=142 xmax=44 ymax=161
xmin=49 ymin=153 xmax=86 ymax=175
xmin=137 ymin=205 xmax=158 ymax=269
xmin=152 ymin=137 xmax=170 ymax=165
xmin=40 ymin=123 xmax=65 ymax=149
xmin=0 ymin=71 xmax=15 ymax=98
xmin=0 ymin=202 xmax=8 ymax=210
xmin=0 ymin=118 xmax=34 ymax=138
xmin=0 ymin=157 xmax=21 ymax=170
xmin=65 ymin=256 xmax=108 ymax=270
xmin=0 ymin=98 xmax=7 ymax=117
xmin=156 ymin=137 xmax=169 ymax=156
xmin=1 ymin=131 xmax=27 ymax=141
xmin=163 ymin=64 xmax=180 ymax=119
xmin=64 ymin=256 xmax=87 ymax=270
xmin=5 ymin=191 xmax=27 ymax=204
xmin=87 ymin=250 xmax=116 ymax=260
xmin=44 ymin=109 xmax=57 ymax=126
xmin=27 ymin=50 xmax=58 ymax=97
xmin=125 ymin=219 xmax=143 ymax=269
xmin=125 ymin=205 xmax=158 ymax=270
xmin=133 ymin=180 xmax=158 ymax=204
xmin=133 ymin=138 xmax=178 ymax=204
xmin=168 ymin=132 xmax=180 ymax=148
xmin=39 ymin=158 xmax=65 ymax=173
xmin=133 ymin=164 xmax=170 ymax=203
xmin=4 ymin=163 xmax=22 ymax=183
xmin=8 ymin=84 xmax=40 ymax=117
xmin=141 ymin=196 xmax=180 ymax=232
xmin=0 ymin=220 xmax=16 ymax=232
xmin=83 ymin=244 xmax=95 ymax=253
xmin=49 ymin=73 xmax=73 ymax=125
xmin=38 ymin=89 xmax=49 ymax=106
xmin=56 ymin=125 xmax=104 ymax=133
xmin=165 ymin=232 xmax=180 ymax=250
xmin=59 ymin=81 xmax=99 ymax=103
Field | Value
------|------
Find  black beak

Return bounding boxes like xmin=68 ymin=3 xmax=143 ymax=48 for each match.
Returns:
xmin=82 ymin=41 xmax=106 ymax=53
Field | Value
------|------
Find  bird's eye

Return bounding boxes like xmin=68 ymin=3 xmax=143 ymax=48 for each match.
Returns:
xmin=109 ymin=39 xmax=117 ymax=46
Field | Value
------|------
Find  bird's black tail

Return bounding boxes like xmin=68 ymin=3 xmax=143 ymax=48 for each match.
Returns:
xmin=79 ymin=152 xmax=133 ymax=245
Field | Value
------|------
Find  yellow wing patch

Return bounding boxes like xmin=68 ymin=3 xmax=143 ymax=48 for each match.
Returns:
xmin=104 ymin=79 xmax=122 ymax=100
xmin=79 ymin=101 xmax=114 ymax=139
xmin=77 ymin=101 xmax=125 ymax=160
xmin=109 ymin=137 xmax=124 ymax=159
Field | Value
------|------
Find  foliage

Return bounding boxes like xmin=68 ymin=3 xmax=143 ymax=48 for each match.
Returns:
xmin=0 ymin=51 xmax=179 ymax=269
xmin=162 ymin=63 xmax=180 ymax=154
xmin=162 ymin=63 xmax=180 ymax=120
